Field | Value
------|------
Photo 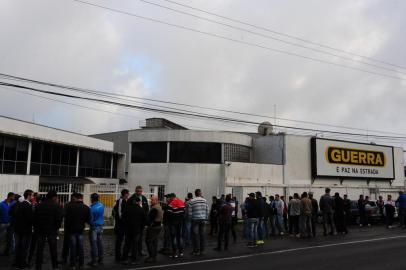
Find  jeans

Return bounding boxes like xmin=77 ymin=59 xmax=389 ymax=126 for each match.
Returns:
xmin=145 ymin=226 xmax=161 ymax=258
xmin=257 ymin=217 xmax=265 ymax=241
xmin=123 ymin=232 xmax=141 ymax=262
xmin=182 ymin=221 xmax=192 ymax=246
xmin=35 ymin=233 xmax=58 ymax=269
xmin=89 ymin=226 xmax=104 ymax=263
xmin=217 ymin=223 xmax=231 ymax=249
xmin=14 ymin=232 xmax=32 ymax=268
xmin=169 ymin=223 xmax=183 ymax=254
xmin=69 ymin=233 xmax=84 ymax=267
xmin=322 ymin=212 xmax=336 ymax=235
xmin=192 ymin=220 xmax=206 ymax=253
xmin=311 ymin=214 xmax=318 ymax=237
xmin=62 ymin=232 xmax=70 ymax=262
xmin=0 ymin=223 xmax=14 ymax=255
xmin=399 ymin=208 xmax=406 ymax=228
xmin=273 ymin=214 xmax=284 ymax=235
xmin=246 ymin=218 xmax=258 ymax=243
xmin=230 ymin=217 xmax=237 ymax=242
xmin=300 ymin=215 xmax=312 ymax=237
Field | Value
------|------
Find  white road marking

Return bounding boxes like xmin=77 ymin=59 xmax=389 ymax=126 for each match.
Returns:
xmin=128 ymin=235 xmax=406 ymax=270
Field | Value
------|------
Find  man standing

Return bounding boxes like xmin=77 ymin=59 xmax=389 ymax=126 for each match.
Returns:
xmin=88 ymin=193 xmax=105 ymax=266
xmin=188 ymin=189 xmax=209 ymax=256
xmin=288 ymin=193 xmax=301 ymax=237
xmin=334 ymin=193 xmax=347 ymax=234
xmin=308 ymin=192 xmax=318 ymax=237
xmin=384 ymin=195 xmax=396 ymax=229
xmin=299 ymin=192 xmax=312 ymax=238
xmin=230 ymin=196 xmax=238 ymax=243
xmin=214 ymin=194 xmax=233 ymax=251
xmin=145 ymin=196 xmax=163 ymax=263
xmin=0 ymin=192 xmax=15 ymax=256
xmin=65 ymin=193 xmax=91 ymax=269
xmin=245 ymin=193 xmax=259 ymax=247
xmin=396 ymin=191 xmax=406 ymax=229
xmin=271 ymin=194 xmax=285 ymax=236
xmin=166 ymin=193 xmax=185 ymax=258
xmin=13 ymin=189 xmax=34 ymax=269
xmin=131 ymin=186 xmax=149 ymax=256
xmin=255 ymin=192 xmax=266 ymax=245
xmin=377 ymin=196 xmax=385 ymax=224
xmin=34 ymin=190 xmax=63 ymax=270
xmin=183 ymin=193 xmax=193 ymax=247
xmin=343 ymin=195 xmax=352 ymax=226
xmin=112 ymin=189 xmax=129 ymax=262
xmin=122 ymin=197 xmax=146 ymax=265
xmin=319 ymin=188 xmax=336 ymax=236
xmin=358 ymin=195 xmax=369 ymax=227
xmin=209 ymin=196 xmax=219 ymax=236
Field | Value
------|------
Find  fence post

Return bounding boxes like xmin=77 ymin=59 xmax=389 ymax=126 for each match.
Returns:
xmin=68 ymin=183 xmax=72 ymax=202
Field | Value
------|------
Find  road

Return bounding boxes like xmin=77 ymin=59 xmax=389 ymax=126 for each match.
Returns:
xmin=1 ymin=226 xmax=405 ymax=269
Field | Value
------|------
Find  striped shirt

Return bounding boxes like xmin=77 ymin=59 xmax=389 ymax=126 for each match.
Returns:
xmin=188 ymin=197 xmax=209 ymax=221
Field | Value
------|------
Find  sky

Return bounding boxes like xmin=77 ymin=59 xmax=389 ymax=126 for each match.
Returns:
xmin=0 ymin=0 xmax=406 ymax=146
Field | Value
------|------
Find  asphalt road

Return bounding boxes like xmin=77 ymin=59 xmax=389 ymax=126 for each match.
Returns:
xmin=1 ymin=226 xmax=405 ymax=269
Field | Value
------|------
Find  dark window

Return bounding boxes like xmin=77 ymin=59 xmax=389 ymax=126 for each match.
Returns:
xmin=170 ymin=142 xmax=221 ymax=163
xmin=79 ymin=149 xmax=112 ymax=178
xmin=16 ymin=140 xmax=28 ymax=162
xmin=31 ymin=141 xmax=42 ymax=163
xmin=3 ymin=137 xmax=16 ymax=161
xmin=42 ymin=143 xmax=52 ymax=164
xmin=131 ymin=142 xmax=167 ymax=163
xmin=3 ymin=161 xmax=15 ymax=173
xmin=16 ymin=162 xmax=27 ymax=174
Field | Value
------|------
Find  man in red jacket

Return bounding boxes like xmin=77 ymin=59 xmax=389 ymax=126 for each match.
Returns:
xmin=166 ymin=193 xmax=185 ymax=258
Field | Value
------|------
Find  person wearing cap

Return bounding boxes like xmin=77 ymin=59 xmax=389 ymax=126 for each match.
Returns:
xmin=166 ymin=193 xmax=185 ymax=258
xmin=33 ymin=190 xmax=63 ymax=270
xmin=88 ymin=193 xmax=105 ymax=266
xmin=245 ymin=193 xmax=259 ymax=247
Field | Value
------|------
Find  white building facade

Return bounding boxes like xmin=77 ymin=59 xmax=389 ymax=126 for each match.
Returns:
xmin=126 ymin=119 xmax=405 ymax=203
xmin=0 ymin=116 xmax=126 ymax=199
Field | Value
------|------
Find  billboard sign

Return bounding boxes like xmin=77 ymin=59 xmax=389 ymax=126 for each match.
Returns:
xmin=311 ymin=138 xmax=395 ymax=179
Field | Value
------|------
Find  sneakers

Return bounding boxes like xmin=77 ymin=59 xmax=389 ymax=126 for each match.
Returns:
xmin=170 ymin=253 xmax=178 ymax=258
xmin=256 ymin=240 xmax=265 ymax=245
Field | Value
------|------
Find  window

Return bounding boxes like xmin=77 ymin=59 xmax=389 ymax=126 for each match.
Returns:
xmin=131 ymin=142 xmax=167 ymax=163
xmin=224 ymin=144 xmax=251 ymax=162
xmin=79 ymin=149 xmax=112 ymax=178
xmin=0 ymin=135 xmax=28 ymax=174
xmin=170 ymin=142 xmax=221 ymax=163
xmin=30 ymin=141 xmax=77 ymax=177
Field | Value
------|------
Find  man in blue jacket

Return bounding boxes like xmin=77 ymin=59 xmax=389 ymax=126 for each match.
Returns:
xmin=88 ymin=193 xmax=105 ymax=266
xmin=396 ymin=191 xmax=406 ymax=228
xmin=0 ymin=192 xmax=15 ymax=256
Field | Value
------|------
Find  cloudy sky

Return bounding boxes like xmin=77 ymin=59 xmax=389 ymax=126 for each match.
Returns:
xmin=0 ymin=0 xmax=405 ymax=145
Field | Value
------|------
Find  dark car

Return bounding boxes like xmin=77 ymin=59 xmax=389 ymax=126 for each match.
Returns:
xmin=349 ymin=200 xmax=381 ymax=224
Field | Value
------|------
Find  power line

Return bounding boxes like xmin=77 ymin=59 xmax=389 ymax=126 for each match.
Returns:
xmin=160 ymin=0 xmax=406 ymax=71
xmin=4 ymin=80 xmax=406 ymax=142
xmin=2 ymin=72 xmax=406 ymax=137
xmin=69 ymin=0 xmax=406 ymax=82
xmin=140 ymin=0 xmax=406 ymax=76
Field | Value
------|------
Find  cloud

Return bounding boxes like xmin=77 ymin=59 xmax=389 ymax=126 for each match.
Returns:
xmin=0 ymin=0 xmax=405 ymax=146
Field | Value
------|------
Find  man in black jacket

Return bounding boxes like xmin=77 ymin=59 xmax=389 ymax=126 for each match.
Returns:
xmin=34 ymin=190 xmax=63 ymax=270
xmin=12 ymin=189 xmax=34 ymax=269
xmin=64 ymin=193 xmax=91 ymax=269
xmin=309 ymin=192 xmax=319 ymax=238
xmin=112 ymin=189 xmax=129 ymax=262
xmin=130 ymin=186 xmax=148 ymax=257
xmin=122 ymin=197 xmax=146 ymax=265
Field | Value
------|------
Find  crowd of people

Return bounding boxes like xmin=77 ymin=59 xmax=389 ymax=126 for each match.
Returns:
xmin=1 ymin=186 xmax=406 ymax=270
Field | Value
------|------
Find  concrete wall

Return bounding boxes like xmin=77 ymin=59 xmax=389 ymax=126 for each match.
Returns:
xmin=91 ymin=131 xmax=130 ymax=173
xmin=225 ymin=162 xmax=283 ymax=187
xmin=128 ymin=163 xmax=223 ymax=199
xmin=0 ymin=116 xmax=113 ymax=151
xmin=128 ymin=130 xmax=252 ymax=147
xmin=252 ymin=134 xmax=284 ymax=164
xmin=0 ymin=175 xmax=39 ymax=199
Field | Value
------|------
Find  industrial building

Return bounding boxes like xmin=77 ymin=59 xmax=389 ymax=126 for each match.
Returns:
xmin=0 ymin=116 xmax=126 ymax=199
xmin=93 ymin=118 xmax=405 ymax=203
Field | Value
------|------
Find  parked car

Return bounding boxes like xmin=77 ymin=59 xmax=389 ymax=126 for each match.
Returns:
xmin=349 ymin=200 xmax=381 ymax=224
